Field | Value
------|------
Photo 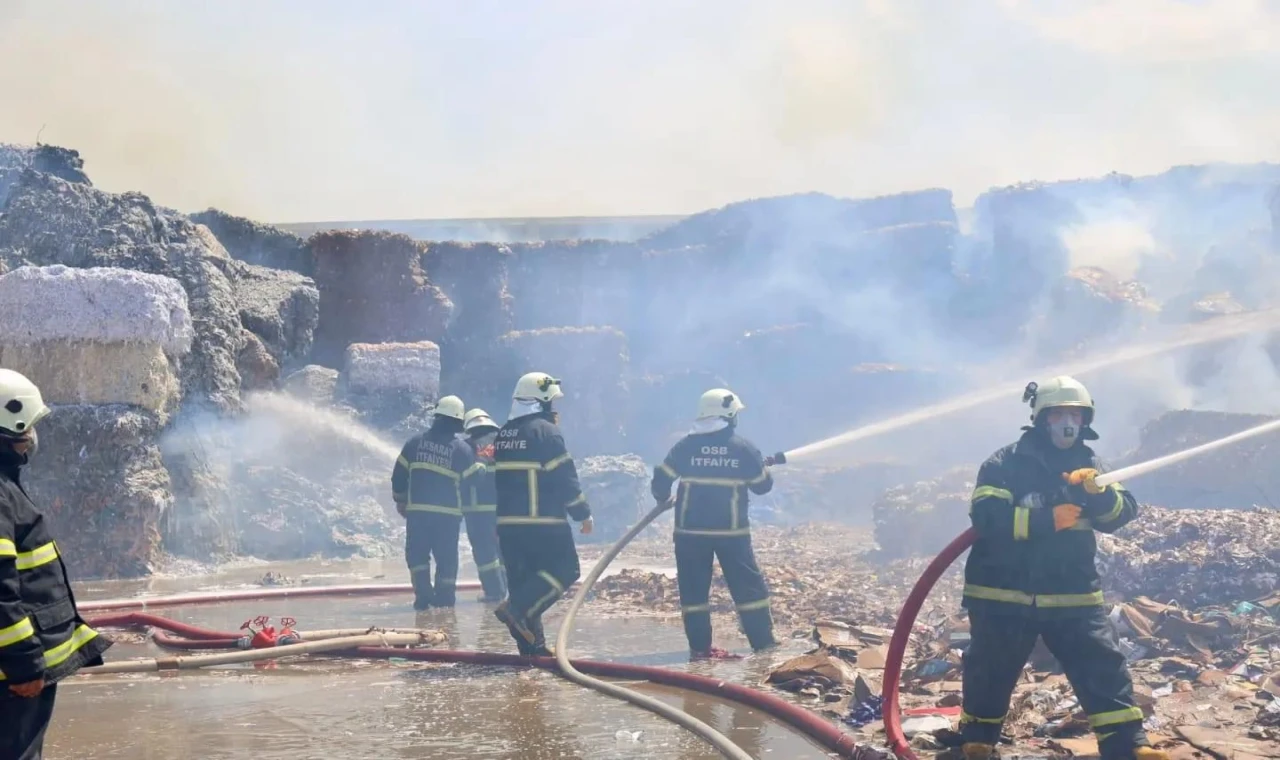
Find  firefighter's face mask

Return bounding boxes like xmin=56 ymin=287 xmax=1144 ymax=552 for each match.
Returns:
xmin=1044 ymin=408 xmax=1084 ymax=450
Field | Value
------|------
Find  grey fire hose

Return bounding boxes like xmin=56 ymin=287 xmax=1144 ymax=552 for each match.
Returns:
xmin=553 ymin=452 xmax=786 ymax=760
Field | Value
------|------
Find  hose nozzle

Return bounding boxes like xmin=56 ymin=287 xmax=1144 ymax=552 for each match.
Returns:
xmin=766 ymin=451 xmax=787 ymax=466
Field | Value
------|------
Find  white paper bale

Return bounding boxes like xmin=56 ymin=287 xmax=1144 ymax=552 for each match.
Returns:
xmin=0 ymin=265 xmax=194 ymax=355
xmin=343 ymin=341 xmax=441 ymax=395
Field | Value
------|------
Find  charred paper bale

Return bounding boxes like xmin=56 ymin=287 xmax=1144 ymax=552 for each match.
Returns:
xmin=0 ymin=265 xmax=193 ymax=417
xmin=577 ymin=454 xmax=650 ymax=544
xmin=282 ymin=365 xmax=340 ymax=407
xmin=507 ymin=240 xmax=612 ymax=330
xmin=236 ymin=332 xmax=280 ymax=391
xmin=24 ymin=405 xmax=171 ymax=579
xmin=306 ymin=230 xmax=452 ymax=367
xmin=0 ymin=166 xmax=245 ymax=410
xmin=765 ymin=461 xmax=922 ymax=527
xmin=499 ymin=327 xmax=629 ymax=454
xmin=871 ymin=466 xmax=974 ymax=559
xmin=422 ymin=242 xmax=515 ymax=403
xmin=626 ymin=369 xmax=730 ymax=461
xmin=1118 ymin=410 xmax=1280 ymax=510
xmin=190 ymin=208 xmax=312 ymax=274
xmin=340 ymin=341 xmax=441 ymax=436
xmin=227 ymin=260 xmax=319 ymax=369
xmin=0 ymin=143 xmax=91 ymax=185
xmin=1029 ymin=266 xmax=1156 ymax=359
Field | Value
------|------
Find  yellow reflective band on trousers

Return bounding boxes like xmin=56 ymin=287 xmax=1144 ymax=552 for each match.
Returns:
xmin=0 ymin=624 xmax=99 ymax=680
xmin=405 ymin=504 xmax=463 ymax=517
xmin=963 ymin=584 xmax=1105 ymax=608
xmin=736 ymin=597 xmax=770 ymax=613
xmin=0 ymin=616 xmax=35 ymax=648
xmin=681 ymin=603 xmax=710 ymax=615
xmin=1088 ymin=707 xmax=1143 ymax=729
xmin=960 ymin=710 xmax=1006 ymax=725
xmin=476 ymin=559 xmax=502 ymax=573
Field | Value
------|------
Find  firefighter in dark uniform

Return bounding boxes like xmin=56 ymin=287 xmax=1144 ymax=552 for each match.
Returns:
xmin=462 ymin=407 xmax=507 ymax=602
xmin=651 ymin=388 xmax=779 ymax=659
xmin=960 ymin=376 xmax=1168 ymax=760
xmin=0 ymin=369 xmax=112 ymax=760
xmin=492 ymin=371 xmax=593 ymax=657
xmin=392 ymin=394 xmax=476 ymax=611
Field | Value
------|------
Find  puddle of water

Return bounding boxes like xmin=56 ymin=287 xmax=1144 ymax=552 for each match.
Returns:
xmin=52 ymin=565 xmax=828 ymax=759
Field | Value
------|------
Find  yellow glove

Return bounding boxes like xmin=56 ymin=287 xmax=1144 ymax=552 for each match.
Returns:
xmin=1052 ymin=503 xmax=1082 ymax=531
xmin=1065 ymin=468 xmax=1105 ymax=495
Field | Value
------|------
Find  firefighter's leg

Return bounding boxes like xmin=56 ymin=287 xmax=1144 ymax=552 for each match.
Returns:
xmin=716 ymin=534 xmax=777 ymax=651
xmin=960 ymin=610 xmax=1041 ymax=753
xmin=495 ymin=526 xmax=539 ymax=655
xmin=465 ymin=511 xmax=507 ymax=601
xmin=1041 ymin=610 xmax=1153 ymax=760
xmin=674 ymin=534 xmax=717 ymax=654
xmin=0 ymin=682 xmax=58 ymax=760
xmin=404 ymin=514 xmax=434 ymax=610
xmin=429 ymin=514 xmax=461 ymax=607
xmin=523 ymin=526 xmax=581 ymax=655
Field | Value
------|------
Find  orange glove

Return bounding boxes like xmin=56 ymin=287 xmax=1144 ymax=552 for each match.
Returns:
xmin=1053 ymin=503 xmax=1082 ymax=531
xmin=1065 ymin=468 xmax=1104 ymax=495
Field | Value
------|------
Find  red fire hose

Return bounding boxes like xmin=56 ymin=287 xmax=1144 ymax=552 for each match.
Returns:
xmin=881 ymin=528 xmax=976 ymax=760
xmin=86 ymin=610 xmax=864 ymax=758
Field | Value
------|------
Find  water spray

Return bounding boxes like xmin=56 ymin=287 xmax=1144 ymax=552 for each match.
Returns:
xmin=785 ymin=309 xmax=1280 ymax=462
xmin=880 ymin=416 xmax=1280 ymax=760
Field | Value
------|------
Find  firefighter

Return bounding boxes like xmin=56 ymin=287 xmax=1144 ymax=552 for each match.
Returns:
xmin=492 ymin=371 xmax=593 ymax=657
xmin=391 ymin=394 xmax=476 ymax=611
xmin=960 ymin=376 xmax=1168 ymax=760
xmin=651 ymin=388 xmax=778 ymax=659
xmin=0 ymin=369 xmax=113 ymax=760
xmin=462 ymin=407 xmax=507 ymax=602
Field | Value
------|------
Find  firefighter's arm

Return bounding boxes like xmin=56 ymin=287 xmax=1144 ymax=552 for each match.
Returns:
xmin=968 ymin=459 xmax=1057 ymax=541
xmin=391 ymin=441 xmax=411 ymax=512
xmin=541 ymin=431 xmax=591 ymax=522
xmin=651 ymin=448 xmax=680 ymax=502
xmin=0 ymin=509 xmax=47 ymax=685
xmin=1067 ymin=465 xmax=1138 ymax=533
xmin=743 ymin=443 xmax=774 ymax=496
xmin=454 ymin=441 xmax=481 ymax=510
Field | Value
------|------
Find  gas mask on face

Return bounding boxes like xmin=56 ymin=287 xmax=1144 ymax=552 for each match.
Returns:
xmin=1044 ymin=408 xmax=1083 ymax=450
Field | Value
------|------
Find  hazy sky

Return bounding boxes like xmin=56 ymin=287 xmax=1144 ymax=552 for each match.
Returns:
xmin=3 ymin=0 xmax=1279 ymax=223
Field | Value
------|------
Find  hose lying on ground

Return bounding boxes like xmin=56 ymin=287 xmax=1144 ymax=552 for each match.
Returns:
xmin=554 ymin=502 xmax=756 ymax=760
xmin=79 ymin=582 xmax=482 ymax=613
xmin=90 ymin=611 xmax=440 ymax=650
xmin=86 ymin=612 xmax=864 ymax=758
xmin=79 ymin=632 xmax=428 ymax=674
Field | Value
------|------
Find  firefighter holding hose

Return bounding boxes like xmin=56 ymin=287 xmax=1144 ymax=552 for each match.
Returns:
xmin=492 ymin=371 xmax=593 ymax=657
xmin=462 ymin=407 xmax=508 ymax=602
xmin=959 ymin=376 xmax=1167 ymax=760
xmin=0 ymin=369 xmax=112 ymax=759
xmin=651 ymin=388 xmax=779 ymax=659
xmin=392 ymin=394 xmax=477 ymax=610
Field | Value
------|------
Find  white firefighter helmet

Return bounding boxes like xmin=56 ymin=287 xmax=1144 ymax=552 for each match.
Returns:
xmin=1024 ymin=375 xmax=1094 ymax=424
xmin=434 ymin=395 xmax=466 ymax=421
xmin=512 ymin=371 xmax=563 ymax=403
xmin=697 ymin=388 xmax=745 ymax=421
xmin=0 ymin=369 xmax=50 ymax=438
xmin=463 ymin=408 xmax=497 ymax=431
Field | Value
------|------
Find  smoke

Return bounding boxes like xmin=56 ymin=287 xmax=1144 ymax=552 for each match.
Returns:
xmin=6 ymin=1 xmax=1280 ymax=222
xmin=1060 ymin=219 xmax=1156 ymax=282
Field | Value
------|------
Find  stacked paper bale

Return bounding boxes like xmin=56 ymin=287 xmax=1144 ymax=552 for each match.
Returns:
xmin=191 ymin=208 xmax=312 ymax=274
xmin=307 ymin=230 xmax=453 ymax=367
xmin=0 ymin=264 xmax=194 ymax=579
xmin=339 ymin=341 xmax=442 ymax=436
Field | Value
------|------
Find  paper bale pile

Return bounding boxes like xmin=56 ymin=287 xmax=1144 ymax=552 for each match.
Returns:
xmin=226 ymin=260 xmax=319 ymax=370
xmin=0 ymin=265 xmax=193 ymax=416
xmin=0 ymin=265 xmax=194 ymax=579
xmin=507 ymin=240 xmax=609 ymax=330
xmin=307 ymin=230 xmax=453 ymax=367
xmin=498 ymin=327 xmax=630 ymax=454
xmin=870 ymin=466 xmax=975 ymax=559
xmin=191 ymin=208 xmax=312 ymax=274
xmin=577 ymin=454 xmax=650 ymax=544
xmin=340 ymin=341 xmax=441 ymax=435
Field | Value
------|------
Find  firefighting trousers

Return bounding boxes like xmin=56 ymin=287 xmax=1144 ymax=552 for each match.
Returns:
xmin=0 ymin=684 xmax=58 ymax=760
xmin=497 ymin=523 xmax=581 ymax=652
xmin=674 ymin=533 xmax=776 ymax=653
xmin=405 ymin=512 xmax=462 ymax=608
xmin=463 ymin=510 xmax=507 ymax=601
xmin=961 ymin=609 xmax=1149 ymax=759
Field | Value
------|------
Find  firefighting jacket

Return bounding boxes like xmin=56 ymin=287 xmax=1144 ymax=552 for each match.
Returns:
xmin=466 ymin=430 xmax=498 ymax=514
xmin=964 ymin=429 xmax=1138 ymax=617
xmin=392 ymin=426 xmax=477 ymax=518
xmin=0 ymin=453 xmax=111 ymax=686
xmin=651 ymin=428 xmax=773 ymax=536
xmin=493 ymin=412 xmax=591 ymax=526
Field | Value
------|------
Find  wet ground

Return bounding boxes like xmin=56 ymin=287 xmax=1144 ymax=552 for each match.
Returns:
xmin=48 ymin=556 xmax=836 ymax=760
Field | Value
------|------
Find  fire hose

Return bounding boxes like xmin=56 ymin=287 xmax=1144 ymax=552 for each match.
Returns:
xmin=878 ymin=424 xmax=1279 ymax=760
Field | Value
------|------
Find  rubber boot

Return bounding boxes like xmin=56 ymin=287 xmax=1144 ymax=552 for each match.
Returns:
xmin=1132 ymin=749 xmax=1170 ymax=760
xmin=494 ymin=601 xmax=538 ymax=653
xmin=410 ymin=570 xmax=434 ymax=612
xmin=961 ymin=742 xmax=996 ymax=760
